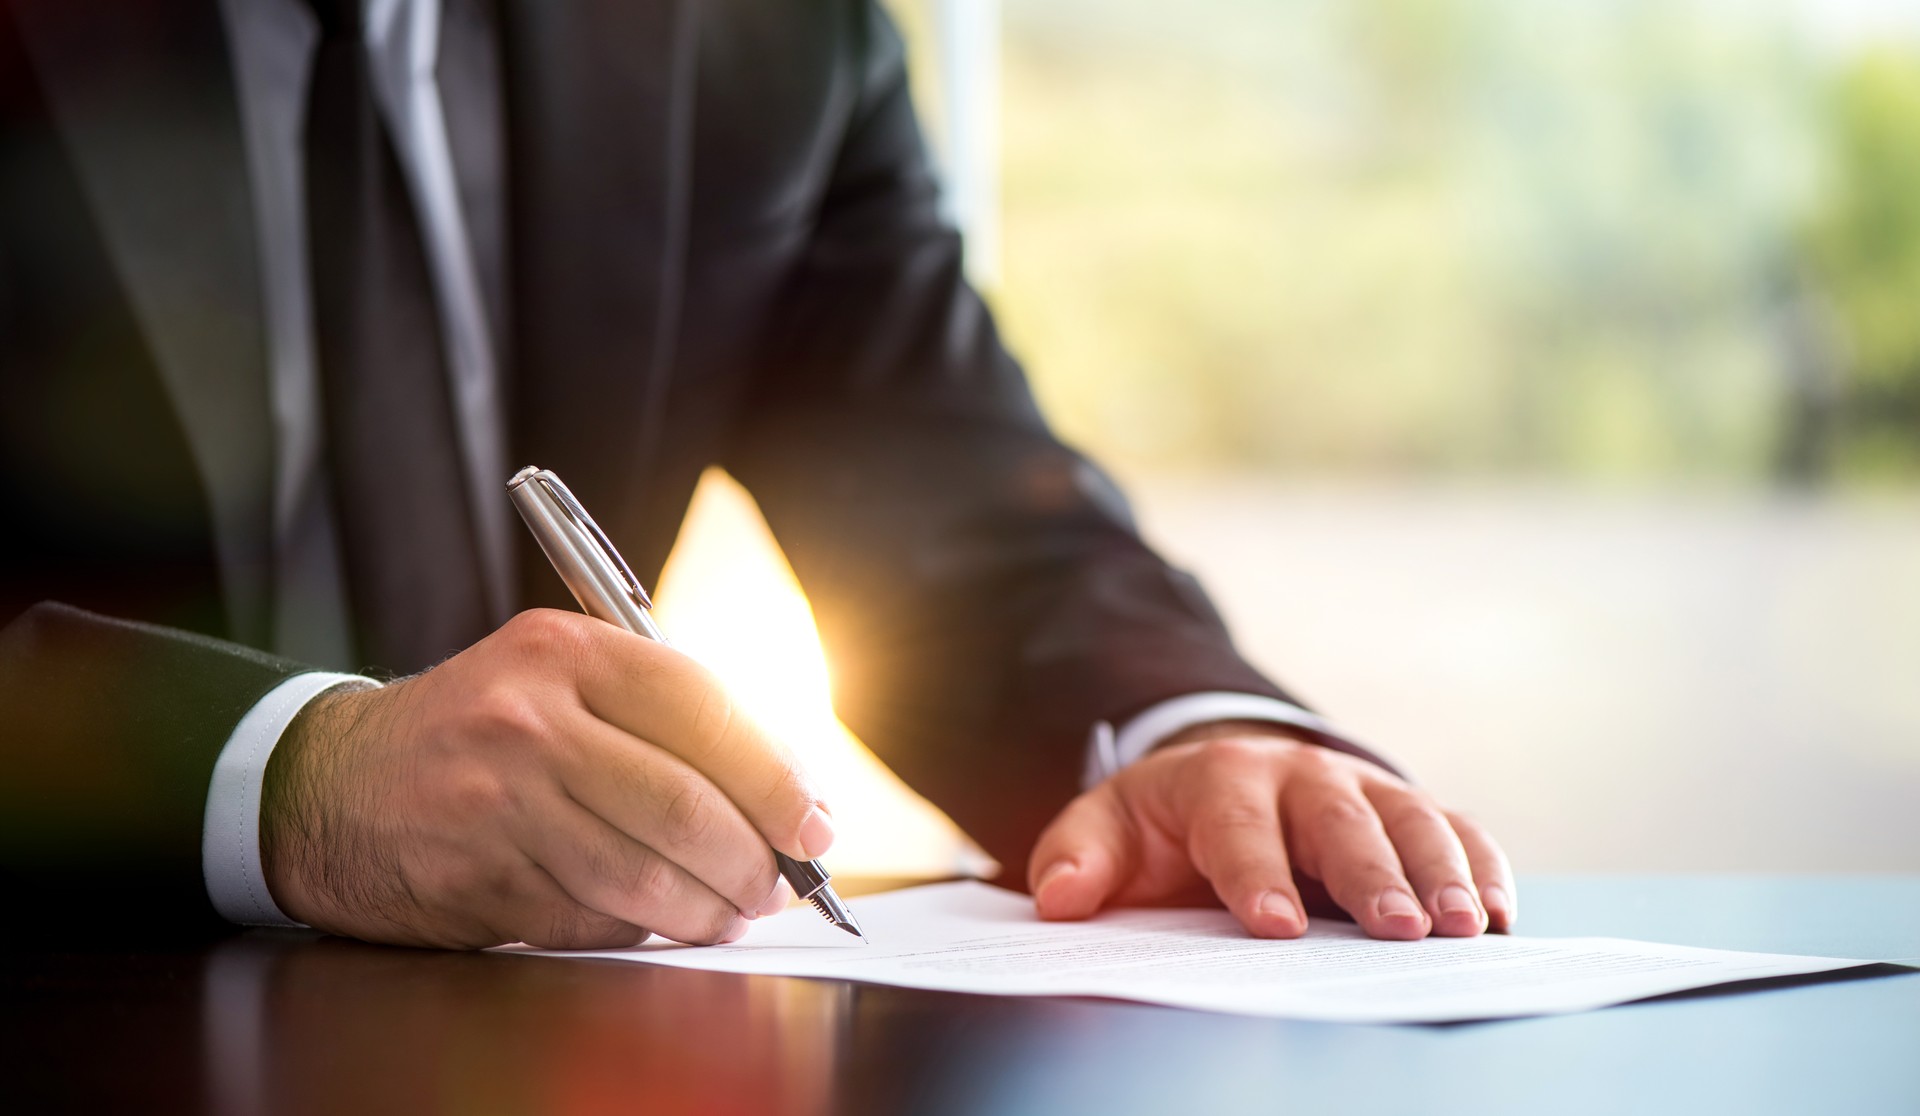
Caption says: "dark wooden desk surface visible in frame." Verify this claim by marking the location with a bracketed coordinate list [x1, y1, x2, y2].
[7, 876, 1918, 1115]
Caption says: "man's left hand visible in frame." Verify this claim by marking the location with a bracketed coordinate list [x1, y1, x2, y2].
[1027, 725, 1515, 939]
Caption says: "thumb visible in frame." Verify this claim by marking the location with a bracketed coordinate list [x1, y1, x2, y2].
[1027, 787, 1136, 921]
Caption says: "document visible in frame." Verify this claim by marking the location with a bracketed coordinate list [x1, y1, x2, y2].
[499, 881, 1877, 1023]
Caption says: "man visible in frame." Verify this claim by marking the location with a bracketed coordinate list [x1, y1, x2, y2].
[0, 0, 1513, 949]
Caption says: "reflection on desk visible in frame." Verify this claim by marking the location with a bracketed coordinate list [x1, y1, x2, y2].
[204, 937, 850, 1116]
[6, 876, 1918, 1116]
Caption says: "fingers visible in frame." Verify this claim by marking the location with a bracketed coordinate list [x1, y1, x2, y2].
[507, 877, 653, 951]
[552, 709, 782, 918]
[572, 626, 828, 863]
[1366, 783, 1485, 937]
[1449, 810, 1518, 930]
[1021, 732, 1513, 948]
[1028, 786, 1137, 921]
[450, 853, 653, 951]
[1180, 746, 1305, 938]
[1291, 780, 1430, 940]
[519, 796, 751, 946]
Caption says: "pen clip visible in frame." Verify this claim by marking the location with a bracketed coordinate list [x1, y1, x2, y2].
[534, 473, 653, 610]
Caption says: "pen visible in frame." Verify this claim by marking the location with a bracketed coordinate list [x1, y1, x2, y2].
[507, 465, 867, 942]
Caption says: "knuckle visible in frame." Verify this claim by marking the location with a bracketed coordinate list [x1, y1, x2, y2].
[626, 849, 679, 904]
[657, 775, 717, 848]
[542, 905, 605, 949]
[507, 608, 592, 659]
[737, 860, 779, 910]
[540, 906, 582, 946]
[1315, 795, 1376, 829]
[509, 612, 610, 691]
[447, 771, 520, 820]
[1403, 853, 1466, 883]
[1190, 844, 1253, 890]
[483, 864, 526, 906]
[1282, 743, 1341, 778]
[1189, 806, 1275, 878]
[1205, 802, 1275, 836]
[576, 837, 627, 895]
[445, 858, 518, 908]
[1195, 736, 1273, 769]
[1381, 801, 1447, 833]
[579, 911, 630, 944]
[753, 755, 812, 819]
[466, 684, 551, 743]
[686, 681, 741, 758]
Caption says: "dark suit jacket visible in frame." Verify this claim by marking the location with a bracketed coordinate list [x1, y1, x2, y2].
[0, 0, 1351, 935]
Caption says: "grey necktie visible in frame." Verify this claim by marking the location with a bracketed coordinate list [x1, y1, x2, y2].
[305, 0, 490, 674]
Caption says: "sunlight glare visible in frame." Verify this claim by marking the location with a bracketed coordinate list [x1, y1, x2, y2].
[651, 469, 995, 880]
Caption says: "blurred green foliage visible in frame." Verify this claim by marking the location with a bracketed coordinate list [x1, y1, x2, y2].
[890, 0, 1920, 485]
[1804, 49, 1920, 479]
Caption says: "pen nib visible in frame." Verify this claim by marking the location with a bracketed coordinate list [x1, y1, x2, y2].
[805, 890, 867, 944]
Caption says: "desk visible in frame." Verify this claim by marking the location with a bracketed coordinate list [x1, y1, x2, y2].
[7, 876, 1917, 1115]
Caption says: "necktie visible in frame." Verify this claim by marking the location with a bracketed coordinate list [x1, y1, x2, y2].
[305, 0, 490, 674]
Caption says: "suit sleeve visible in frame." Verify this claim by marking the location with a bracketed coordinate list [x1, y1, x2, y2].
[722, 0, 1382, 878]
[0, 602, 308, 939]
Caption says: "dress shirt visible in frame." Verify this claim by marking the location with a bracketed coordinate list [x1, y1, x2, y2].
[200, 0, 1365, 928]
[205, 0, 491, 927]
[203, 671, 372, 925]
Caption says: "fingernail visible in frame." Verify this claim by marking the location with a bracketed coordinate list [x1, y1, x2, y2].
[720, 916, 750, 944]
[1377, 889, 1423, 923]
[1438, 884, 1480, 918]
[798, 807, 835, 860]
[1255, 891, 1303, 929]
[1483, 885, 1513, 921]
[1034, 860, 1078, 899]
[755, 880, 793, 919]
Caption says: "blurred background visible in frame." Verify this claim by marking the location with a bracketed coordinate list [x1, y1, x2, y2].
[658, 0, 1920, 881]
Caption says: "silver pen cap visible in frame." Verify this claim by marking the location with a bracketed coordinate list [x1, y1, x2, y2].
[507, 466, 666, 641]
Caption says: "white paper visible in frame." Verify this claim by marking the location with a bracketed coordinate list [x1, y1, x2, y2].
[498, 881, 1874, 1024]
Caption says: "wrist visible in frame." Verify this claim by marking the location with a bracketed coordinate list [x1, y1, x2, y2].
[260, 681, 379, 927]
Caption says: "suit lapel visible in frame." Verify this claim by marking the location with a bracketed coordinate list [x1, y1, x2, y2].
[500, 0, 697, 597]
[16, 0, 275, 646]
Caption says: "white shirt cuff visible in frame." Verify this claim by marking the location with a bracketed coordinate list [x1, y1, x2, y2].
[1083, 692, 1341, 789]
[202, 671, 377, 927]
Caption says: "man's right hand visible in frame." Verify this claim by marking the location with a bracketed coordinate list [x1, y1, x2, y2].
[259, 609, 834, 950]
